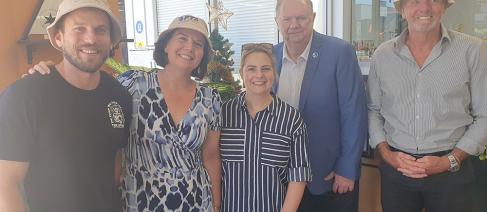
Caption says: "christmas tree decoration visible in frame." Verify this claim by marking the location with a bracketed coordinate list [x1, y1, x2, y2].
[209, 30, 235, 72]
[205, 29, 241, 102]
[206, 0, 233, 31]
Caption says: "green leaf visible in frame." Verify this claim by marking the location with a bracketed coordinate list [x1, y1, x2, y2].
[480, 145, 487, 160]
[105, 57, 153, 75]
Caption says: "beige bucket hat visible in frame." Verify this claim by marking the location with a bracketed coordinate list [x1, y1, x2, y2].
[394, 0, 455, 10]
[157, 15, 212, 49]
[46, 0, 122, 51]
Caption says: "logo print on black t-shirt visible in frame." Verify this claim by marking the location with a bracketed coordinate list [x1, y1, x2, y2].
[107, 101, 125, 128]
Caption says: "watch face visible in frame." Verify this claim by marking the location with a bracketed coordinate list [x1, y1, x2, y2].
[449, 165, 460, 172]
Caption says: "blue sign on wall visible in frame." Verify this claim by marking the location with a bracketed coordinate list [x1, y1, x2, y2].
[136, 21, 144, 34]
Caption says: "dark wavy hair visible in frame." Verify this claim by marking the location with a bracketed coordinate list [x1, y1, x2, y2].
[153, 30, 212, 80]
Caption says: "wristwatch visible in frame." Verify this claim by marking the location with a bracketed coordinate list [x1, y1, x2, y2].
[447, 153, 460, 172]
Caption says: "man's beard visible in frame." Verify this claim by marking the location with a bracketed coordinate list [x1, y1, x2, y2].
[62, 47, 109, 73]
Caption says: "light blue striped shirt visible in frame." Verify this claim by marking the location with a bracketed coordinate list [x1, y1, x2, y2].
[368, 25, 487, 155]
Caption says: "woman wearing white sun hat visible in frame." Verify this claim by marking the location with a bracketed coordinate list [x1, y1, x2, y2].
[117, 15, 222, 212]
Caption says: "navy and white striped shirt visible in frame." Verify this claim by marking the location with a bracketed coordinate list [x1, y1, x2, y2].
[220, 92, 312, 212]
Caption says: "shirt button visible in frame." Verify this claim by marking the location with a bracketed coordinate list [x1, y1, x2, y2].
[416, 115, 420, 119]
[417, 94, 420, 98]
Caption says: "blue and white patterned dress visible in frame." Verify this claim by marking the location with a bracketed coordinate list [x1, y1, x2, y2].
[117, 70, 221, 212]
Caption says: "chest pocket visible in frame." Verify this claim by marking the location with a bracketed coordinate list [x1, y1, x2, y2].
[220, 128, 245, 162]
[260, 131, 291, 168]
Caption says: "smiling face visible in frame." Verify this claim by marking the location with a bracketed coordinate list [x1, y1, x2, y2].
[54, 8, 112, 73]
[164, 28, 205, 73]
[275, 0, 315, 48]
[241, 52, 275, 96]
[401, 0, 446, 34]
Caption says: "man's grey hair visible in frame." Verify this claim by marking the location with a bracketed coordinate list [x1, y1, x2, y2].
[275, 0, 313, 16]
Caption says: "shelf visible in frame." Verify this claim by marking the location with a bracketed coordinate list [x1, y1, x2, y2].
[19, 0, 46, 64]
[18, 38, 50, 64]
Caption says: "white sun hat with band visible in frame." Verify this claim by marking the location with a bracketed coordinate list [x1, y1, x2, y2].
[393, 0, 455, 10]
[156, 15, 213, 49]
[46, 0, 122, 51]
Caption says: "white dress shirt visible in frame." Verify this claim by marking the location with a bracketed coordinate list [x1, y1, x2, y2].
[277, 36, 313, 109]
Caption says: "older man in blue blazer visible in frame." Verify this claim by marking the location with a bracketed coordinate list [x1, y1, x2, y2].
[273, 0, 368, 211]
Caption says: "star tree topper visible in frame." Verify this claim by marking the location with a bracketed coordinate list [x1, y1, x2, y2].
[206, 0, 233, 31]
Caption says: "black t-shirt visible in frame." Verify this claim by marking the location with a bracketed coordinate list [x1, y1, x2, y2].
[0, 68, 132, 212]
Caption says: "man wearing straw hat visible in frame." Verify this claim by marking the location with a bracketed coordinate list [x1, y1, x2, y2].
[0, 0, 131, 211]
[368, 0, 487, 211]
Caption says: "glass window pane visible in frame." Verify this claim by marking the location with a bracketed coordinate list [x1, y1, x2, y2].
[351, 0, 403, 74]
[443, 0, 487, 42]
[219, 0, 278, 72]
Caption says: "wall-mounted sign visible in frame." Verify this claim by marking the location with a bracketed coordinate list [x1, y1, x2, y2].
[136, 21, 144, 34]
[132, 0, 148, 49]
[135, 41, 145, 48]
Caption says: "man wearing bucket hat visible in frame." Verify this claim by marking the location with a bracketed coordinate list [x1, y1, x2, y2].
[368, 0, 487, 211]
[0, 0, 131, 211]
[24, 14, 221, 211]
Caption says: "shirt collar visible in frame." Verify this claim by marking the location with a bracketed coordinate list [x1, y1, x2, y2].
[237, 91, 279, 118]
[394, 23, 451, 50]
[282, 35, 313, 64]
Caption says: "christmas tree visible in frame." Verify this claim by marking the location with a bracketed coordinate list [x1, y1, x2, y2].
[206, 29, 241, 102]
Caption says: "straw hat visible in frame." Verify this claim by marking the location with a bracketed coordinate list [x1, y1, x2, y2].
[156, 15, 212, 49]
[393, 0, 455, 10]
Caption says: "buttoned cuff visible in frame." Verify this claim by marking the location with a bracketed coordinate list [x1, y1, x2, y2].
[456, 137, 487, 156]
[209, 125, 221, 131]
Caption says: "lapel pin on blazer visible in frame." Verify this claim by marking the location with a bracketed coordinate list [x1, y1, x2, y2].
[312, 52, 318, 58]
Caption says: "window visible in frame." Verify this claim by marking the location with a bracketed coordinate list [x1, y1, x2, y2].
[351, 0, 403, 74]
[218, 0, 278, 72]
[443, 0, 487, 41]
[124, 0, 329, 69]
[350, 0, 487, 75]
[155, 0, 208, 34]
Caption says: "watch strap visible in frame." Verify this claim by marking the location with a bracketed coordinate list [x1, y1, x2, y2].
[447, 153, 460, 172]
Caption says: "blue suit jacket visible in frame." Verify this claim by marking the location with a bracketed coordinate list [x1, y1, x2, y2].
[273, 31, 368, 194]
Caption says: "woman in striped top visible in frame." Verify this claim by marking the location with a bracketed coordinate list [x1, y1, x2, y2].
[220, 43, 312, 212]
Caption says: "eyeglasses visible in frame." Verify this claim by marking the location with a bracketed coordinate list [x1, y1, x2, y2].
[241, 43, 273, 55]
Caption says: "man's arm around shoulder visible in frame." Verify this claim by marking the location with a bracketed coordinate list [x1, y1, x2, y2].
[0, 160, 29, 212]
